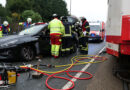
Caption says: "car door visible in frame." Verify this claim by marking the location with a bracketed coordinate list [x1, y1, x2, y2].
[38, 26, 51, 54]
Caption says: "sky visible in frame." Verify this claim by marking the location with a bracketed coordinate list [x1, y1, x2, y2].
[0, 0, 108, 21]
[0, 0, 6, 7]
[65, 0, 108, 22]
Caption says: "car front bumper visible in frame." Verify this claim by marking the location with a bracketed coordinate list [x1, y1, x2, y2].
[0, 46, 20, 60]
[89, 36, 101, 41]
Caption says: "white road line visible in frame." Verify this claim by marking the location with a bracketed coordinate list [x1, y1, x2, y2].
[62, 46, 106, 89]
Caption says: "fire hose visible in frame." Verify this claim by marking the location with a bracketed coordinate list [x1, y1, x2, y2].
[20, 55, 107, 90]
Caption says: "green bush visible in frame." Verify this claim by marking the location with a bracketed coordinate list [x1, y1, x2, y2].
[21, 10, 42, 23]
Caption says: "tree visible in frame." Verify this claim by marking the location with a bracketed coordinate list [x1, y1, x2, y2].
[21, 10, 42, 22]
[32, 0, 68, 21]
[0, 4, 7, 17]
[12, 12, 20, 21]
[6, 0, 69, 21]
[6, 0, 31, 13]
[32, 12, 43, 22]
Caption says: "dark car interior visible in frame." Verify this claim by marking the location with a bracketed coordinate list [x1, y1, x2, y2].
[37, 25, 51, 55]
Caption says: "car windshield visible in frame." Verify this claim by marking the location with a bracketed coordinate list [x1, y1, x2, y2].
[90, 25, 100, 31]
[18, 25, 45, 35]
[68, 17, 74, 23]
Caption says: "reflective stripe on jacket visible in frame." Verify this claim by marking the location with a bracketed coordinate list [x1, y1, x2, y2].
[1, 24, 10, 34]
[0, 26, 3, 37]
[82, 20, 90, 32]
[62, 22, 72, 37]
[48, 18, 65, 35]
[19, 22, 31, 29]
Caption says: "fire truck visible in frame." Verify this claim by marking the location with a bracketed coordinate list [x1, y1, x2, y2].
[106, 0, 130, 57]
[106, 0, 130, 83]
[89, 21, 105, 42]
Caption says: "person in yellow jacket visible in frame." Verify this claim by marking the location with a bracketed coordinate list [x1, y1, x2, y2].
[0, 26, 2, 37]
[0, 21, 10, 37]
[48, 14, 65, 58]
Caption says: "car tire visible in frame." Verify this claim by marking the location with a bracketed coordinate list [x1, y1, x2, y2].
[20, 46, 35, 61]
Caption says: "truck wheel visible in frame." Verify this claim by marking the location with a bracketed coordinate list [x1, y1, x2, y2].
[20, 46, 35, 61]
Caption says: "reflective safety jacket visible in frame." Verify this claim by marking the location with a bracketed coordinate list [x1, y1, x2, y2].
[0, 24, 10, 36]
[62, 22, 72, 37]
[19, 22, 31, 29]
[48, 18, 65, 35]
[2, 24, 10, 34]
[0, 26, 2, 37]
[82, 20, 90, 33]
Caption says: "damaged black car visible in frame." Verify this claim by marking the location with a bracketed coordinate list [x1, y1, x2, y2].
[0, 23, 78, 61]
[0, 23, 50, 61]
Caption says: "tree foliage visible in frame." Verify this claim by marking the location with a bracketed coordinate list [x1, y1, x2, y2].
[31, 0, 68, 21]
[21, 10, 42, 22]
[0, 4, 7, 17]
[6, 0, 68, 21]
[12, 12, 20, 21]
[6, 0, 31, 13]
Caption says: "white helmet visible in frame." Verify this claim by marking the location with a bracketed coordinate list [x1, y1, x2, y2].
[3, 21, 9, 26]
[27, 18, 32, 23]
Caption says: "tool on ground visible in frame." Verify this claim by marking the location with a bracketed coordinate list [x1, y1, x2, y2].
[20, 55, 107, 90]
[32, 59, 43, 79]
[0, 63, 20, 87]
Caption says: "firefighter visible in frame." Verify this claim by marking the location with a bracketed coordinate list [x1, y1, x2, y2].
[19, 18, 32, 29]
[48, 14, 65, 58]
[79, 17, 90, 54]
[75, 22, 82, 38]
[0, 21, 10, 37]
[61, 16, 73, 55]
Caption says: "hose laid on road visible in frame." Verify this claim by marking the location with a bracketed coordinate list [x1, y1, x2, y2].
[20, 55, 107, 90]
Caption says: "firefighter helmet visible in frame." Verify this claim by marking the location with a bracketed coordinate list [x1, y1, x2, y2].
[61, 16, 68, 21]
[81, 17, 86, 21]
[52, 13, 58, 18]
[3, 21, 9, 27]
[27, 18, 32, 23]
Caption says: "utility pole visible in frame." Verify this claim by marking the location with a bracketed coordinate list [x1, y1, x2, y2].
[70, 0, 72, 15]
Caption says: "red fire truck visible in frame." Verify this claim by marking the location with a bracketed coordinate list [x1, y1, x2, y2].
[89, 21, 105, 42]
[106, 0, 130, 83]
[106, 0, 130, 57]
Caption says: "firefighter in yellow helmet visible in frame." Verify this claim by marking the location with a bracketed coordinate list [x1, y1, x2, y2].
[0, 21, 10, 37]
[48, 14, 65, 58]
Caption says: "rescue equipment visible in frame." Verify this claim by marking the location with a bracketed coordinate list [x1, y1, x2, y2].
[0, 63, 19, 87]
[32, 59, 43, 79]
[20, 55, 107, 90]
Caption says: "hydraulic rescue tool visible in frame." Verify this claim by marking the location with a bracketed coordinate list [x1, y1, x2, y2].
[0, 63, 20, 87]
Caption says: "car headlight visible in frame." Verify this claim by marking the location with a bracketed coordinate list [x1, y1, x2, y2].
[96, 32, 100, 35]
[0, 40, 18, 47]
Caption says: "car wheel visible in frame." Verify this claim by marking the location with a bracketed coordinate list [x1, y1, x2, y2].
[21, 46, 35, 61]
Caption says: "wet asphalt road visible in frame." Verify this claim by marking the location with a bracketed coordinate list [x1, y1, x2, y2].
[1, 41, 105, 90]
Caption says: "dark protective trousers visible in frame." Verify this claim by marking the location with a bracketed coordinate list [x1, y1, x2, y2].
[61, 37, 73, 55]
[79, 36, 88, 54]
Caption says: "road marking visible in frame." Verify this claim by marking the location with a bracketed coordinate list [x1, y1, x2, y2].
[62, 46, 106, 89]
